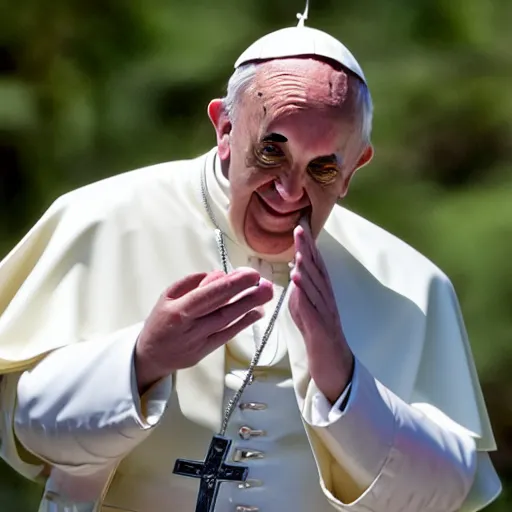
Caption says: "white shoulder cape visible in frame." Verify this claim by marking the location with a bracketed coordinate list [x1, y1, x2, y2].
[0, 149, 496, 481]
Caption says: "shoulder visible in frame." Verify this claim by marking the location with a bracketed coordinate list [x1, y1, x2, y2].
[57, 153, 206, 218]
[325, 205, 454, 307]
[43, 152, 210, 238]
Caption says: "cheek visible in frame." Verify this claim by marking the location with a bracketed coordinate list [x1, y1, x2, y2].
[307, 178, 341, 204]
[231, 165, 273, 198]
[228, 167, 271, 229]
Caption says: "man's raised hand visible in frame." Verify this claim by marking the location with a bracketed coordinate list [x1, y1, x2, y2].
[135, 268, 273, 393]
[289, 218, 354, 403]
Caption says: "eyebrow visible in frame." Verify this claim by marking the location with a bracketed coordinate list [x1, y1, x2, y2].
[261, 132, 288, 143]
[310, 154, 340, 165]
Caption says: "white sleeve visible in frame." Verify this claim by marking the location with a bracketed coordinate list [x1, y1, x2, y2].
[459, 452, 502, 512]
[14, 323, 172, 476]
[304, 358, 501, 512]
[332, 381, 352, 411]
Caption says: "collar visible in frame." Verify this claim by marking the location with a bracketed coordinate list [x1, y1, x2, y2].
[203, 149, 238, 244]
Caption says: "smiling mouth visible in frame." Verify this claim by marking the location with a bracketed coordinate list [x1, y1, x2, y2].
[255, 193, 304, 218]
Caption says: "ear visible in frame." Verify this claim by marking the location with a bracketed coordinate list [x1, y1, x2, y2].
[355, 144, 374, 170]
[208, 99, 231, 161]
[339, 144, 374, 198]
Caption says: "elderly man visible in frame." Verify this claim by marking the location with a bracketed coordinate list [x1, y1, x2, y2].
[0, 13, 502, 512]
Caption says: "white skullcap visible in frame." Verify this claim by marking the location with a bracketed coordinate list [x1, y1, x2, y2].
[234, 1, 366, 84]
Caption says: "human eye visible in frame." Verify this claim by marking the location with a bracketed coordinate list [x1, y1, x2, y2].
[307, 161, 340, 185]
[254, 143, 285, 167]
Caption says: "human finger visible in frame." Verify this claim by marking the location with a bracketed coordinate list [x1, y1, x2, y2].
[298, 217, 323, 268]
[293, 280, 322, 337]
[200, 267, 254, 288]
[295, 222, 333, 294]
[165, 273, 208, 300]
[294, 223, 317, 269]
[194, 279, 273, 336]
[205, 309, 264, 353]
[298, 217, 332, 281]
[199, 270, 227, 287]
[288, 288, 304, 331]
[291, 252, 329, 319]
[294, 226, 325, 290]
[296, 222, 314, 262]
[180, 268, 261, 318]
[305, 224, 331, 281]
[297, 229, 337, 305]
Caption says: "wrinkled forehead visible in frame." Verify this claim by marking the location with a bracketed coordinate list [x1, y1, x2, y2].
[240, 58, 358, 136]
[253, 59, 347, 114]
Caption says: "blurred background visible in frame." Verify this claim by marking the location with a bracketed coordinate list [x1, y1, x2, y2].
[0, 0, 511, 509]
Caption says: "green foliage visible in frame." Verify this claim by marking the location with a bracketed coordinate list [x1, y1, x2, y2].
[0, 0, 511, 509]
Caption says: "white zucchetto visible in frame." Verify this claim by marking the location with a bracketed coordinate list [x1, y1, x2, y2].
[234, 0, 366, 84]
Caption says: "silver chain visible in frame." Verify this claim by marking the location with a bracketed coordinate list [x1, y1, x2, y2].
[200, 163, 289, 436]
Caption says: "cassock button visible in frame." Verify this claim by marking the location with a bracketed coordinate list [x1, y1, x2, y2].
[238, 479, 263, 489]
[238, 426, 266, 440]
[239, 402, 267, 411]
[235, 506, 259, 512]
[233, 449, 265, 462]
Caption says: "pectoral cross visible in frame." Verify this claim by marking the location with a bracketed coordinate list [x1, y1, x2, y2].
[173, 435, 249, 512]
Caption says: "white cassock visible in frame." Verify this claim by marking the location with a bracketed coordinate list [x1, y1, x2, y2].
[0, 148, 502, 512]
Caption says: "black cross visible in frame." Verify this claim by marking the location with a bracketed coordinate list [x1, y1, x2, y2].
[173, 435, 249, 512]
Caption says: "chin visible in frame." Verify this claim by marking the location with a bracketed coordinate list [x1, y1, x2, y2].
[245, 234, 295, 262]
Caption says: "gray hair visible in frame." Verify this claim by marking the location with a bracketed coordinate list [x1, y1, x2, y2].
[222, 62, 373, 144]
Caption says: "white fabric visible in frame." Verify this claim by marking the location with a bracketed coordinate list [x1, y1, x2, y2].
[234, 26, 366, 84]
[15, 323, 171, 469]
[0, 148, 501, 511]
[310, 360, 393, 489]
[308, 359, 477, 510]
[11, 342, 500, 512]
[330, 382, 352, 412]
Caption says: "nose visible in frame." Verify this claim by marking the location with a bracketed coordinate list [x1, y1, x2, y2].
[274, 173, 305, 203]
